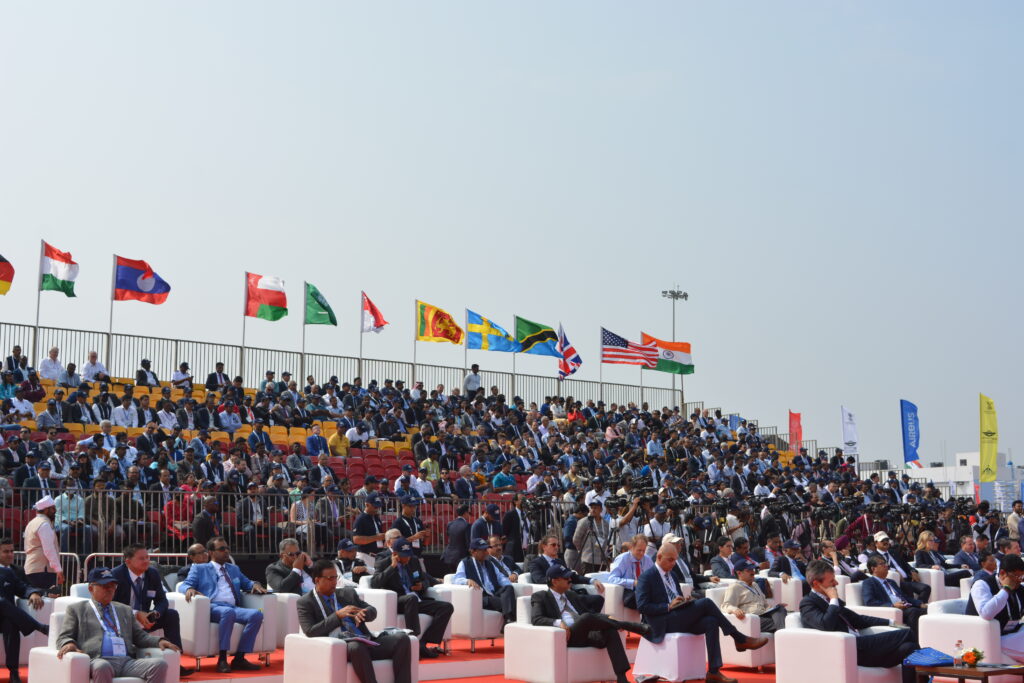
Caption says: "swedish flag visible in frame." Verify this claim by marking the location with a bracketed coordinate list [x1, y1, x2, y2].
[466, 310, 522, 352]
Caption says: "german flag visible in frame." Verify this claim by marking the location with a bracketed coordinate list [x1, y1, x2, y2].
[0, 254, 12, 295]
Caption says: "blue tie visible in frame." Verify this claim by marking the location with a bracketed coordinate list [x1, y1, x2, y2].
[326, 594, 360, 634]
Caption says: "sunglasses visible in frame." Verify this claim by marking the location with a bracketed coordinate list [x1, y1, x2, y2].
[285, 551, 301, 557]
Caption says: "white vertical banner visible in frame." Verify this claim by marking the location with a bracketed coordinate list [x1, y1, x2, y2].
[841, 405, 859, 455]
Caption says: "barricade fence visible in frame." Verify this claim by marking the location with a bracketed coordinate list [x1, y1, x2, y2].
[11, 550, 81, 595]
[3, 321, 696, 412]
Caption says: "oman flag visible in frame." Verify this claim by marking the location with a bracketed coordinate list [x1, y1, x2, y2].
[40, 241, 79, 297]
[245, 272, 288, 321]
[640, 332, 694, 374]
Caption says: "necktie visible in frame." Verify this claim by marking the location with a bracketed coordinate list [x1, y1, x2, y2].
[220, 564, 242, 604]
[326, 594, 361, 634]
[663, 573, 678, 599]
[882, 579, 904, 604]
[791, 559, 805, 582]
[399, 565, 411, 593]
[134, 577, 145, 610]
[634, 560, 642, 581]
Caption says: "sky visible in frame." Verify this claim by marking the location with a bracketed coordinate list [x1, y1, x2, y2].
[0, 2, 1020, 467]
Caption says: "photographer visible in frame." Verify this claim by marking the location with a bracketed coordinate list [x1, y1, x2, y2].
[609, 496, 643, 550]
[640, 504, 673, 558]
[573, 500, 612, 573]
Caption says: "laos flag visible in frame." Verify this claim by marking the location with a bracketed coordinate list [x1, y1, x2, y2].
[113, 256, 171, 304]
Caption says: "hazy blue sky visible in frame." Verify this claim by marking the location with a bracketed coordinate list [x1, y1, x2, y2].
[1, 2, 1020, 466]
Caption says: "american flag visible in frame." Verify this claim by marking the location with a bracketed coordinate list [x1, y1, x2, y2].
[556, 323, 582, 380]
[601, 327, 658, 368]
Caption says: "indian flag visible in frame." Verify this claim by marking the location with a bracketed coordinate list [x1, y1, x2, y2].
[40, 241, 79, 297]
[245, 272, 288, 321]
[640, 332, 694, 374]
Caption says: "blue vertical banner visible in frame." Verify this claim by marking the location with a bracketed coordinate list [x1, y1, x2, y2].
[900, 399, 922, 468]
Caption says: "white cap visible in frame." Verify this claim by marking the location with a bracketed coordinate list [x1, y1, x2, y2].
[873, 531, 891, 543]
[34, 495, 56, 511]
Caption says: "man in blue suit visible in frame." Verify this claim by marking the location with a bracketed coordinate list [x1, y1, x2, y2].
[1, 538, 49, 683]
[179, 536, 268, 673]
[861, 555, 926, 634]
[112, 544, 194, 678]
[636, 544, 767, 683]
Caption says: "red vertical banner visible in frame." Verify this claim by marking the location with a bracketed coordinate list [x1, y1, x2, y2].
[789, 410, 803, 454]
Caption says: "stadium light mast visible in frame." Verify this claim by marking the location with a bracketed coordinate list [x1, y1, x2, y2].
[661, 287, 688, 409]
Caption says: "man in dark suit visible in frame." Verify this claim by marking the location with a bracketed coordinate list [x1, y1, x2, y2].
[298, 559, 413, 683]
[800, 559, 918, 683]
[531, 564, 648, 683]
[872, 532, 930, 603]
[204, 363, 230, 393]
[191, 497, 224, 548]
[769, 539, 811, 596]
[486, 534, 521, 580]
[501, 493, 532, 562]
[370, 539, 453, 660]
[265, 538, 314, 595]
[470, 504, 503, 543]
[636, 544, 767, 683]
[0, 538, 49, 683]
[861, 555, 926, 634]
[529, 534, 605, 613]
[111, 544, 193, 677]
[56, 567, 178, 683]
[440, 505, 472, 572]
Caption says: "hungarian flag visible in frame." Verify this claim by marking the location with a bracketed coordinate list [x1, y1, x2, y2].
[114, 256, 171, 304]
[415, 300, 464, 344]
[640, 332, 694, 375]
[304, 282, 337, 326]
[40, 241, 79, 297]
[0, 254, 13, 295]
[245, 272, 288, 321]
[361, 291, 388, 333]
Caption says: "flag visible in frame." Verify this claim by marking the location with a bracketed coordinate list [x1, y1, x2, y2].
[600, 328, 658, 367]
[40, 241, 79, 297]
[789, 410, 802, 455]
[304, 282, 337, 326]
[840, 405, 859, 456]
[466, 310, 521, 352]
[980, 393, 998, 483]
[899, 399, 922, 468]
[113, 256, 171, 304]
[361, 291, 388, 333]
[245, 272, 288, 321]
[415, 300, 464, 344]
[514, 316, 560, 357]
[640, 332, 694, 374]
[556, 323, 582, 379]
[0, 254, 12, 295]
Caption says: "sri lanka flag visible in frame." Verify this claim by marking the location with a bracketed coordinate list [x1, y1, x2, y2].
[114, 256, 171, 304]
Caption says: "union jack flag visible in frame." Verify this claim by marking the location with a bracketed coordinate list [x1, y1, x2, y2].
[556, 323, 582, 380]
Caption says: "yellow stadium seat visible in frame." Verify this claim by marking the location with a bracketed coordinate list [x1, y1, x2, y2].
[84, 424, 102, 435]
[19, 419, 37, 430]
[39, 378, 56, 387]
[208, 431, 229, 442]
[33, 402, 47, 415]
[126, 427, 146, 437]
[292, 428, 309, 441]
[63, 423, 84, 434]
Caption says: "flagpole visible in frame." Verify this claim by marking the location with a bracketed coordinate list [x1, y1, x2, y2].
[639, 365, 644, 408]
[32, 239, 43, 364]
[463, 308, 468, 373]
[240, 273, 248, 384]
[358, 293, 364, 380]
[598, 328, 604, 404]
[511, 312, 517, 401]
[300, 281, 307, 383]
[411, 299, 417, 386]
[107, 254, 117, 367]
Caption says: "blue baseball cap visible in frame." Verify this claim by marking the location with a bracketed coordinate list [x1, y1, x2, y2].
[470, 538, 489, 551]
[87, 567, 118, 585]
[337, 538, 356, 551]
[365, 494, 383, 508]
[392, 539, 414, 557]
[545, 563, 574, 580]
[485, 504, 500, 516]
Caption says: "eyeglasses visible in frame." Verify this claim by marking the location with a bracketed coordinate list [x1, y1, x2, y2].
[212, 546, 229, 552]
[489, 545, 502, 549]
[285, 551, 301, 557]
[319, 574, 339, 581]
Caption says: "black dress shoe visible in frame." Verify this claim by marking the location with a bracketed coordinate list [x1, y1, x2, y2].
[38, 623, 50, 637]
[419, 646, 440, 659]
[231, 656, 261, 671]
[216, 659, 232, 673]
[179, 665, 195, 677]
[621, 621, 651, 637]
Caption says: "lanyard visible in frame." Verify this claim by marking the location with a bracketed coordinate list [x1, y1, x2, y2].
[90, 601, 121, 637]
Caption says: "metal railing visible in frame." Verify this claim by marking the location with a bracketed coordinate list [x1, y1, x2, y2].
[12, 550, 82, 594]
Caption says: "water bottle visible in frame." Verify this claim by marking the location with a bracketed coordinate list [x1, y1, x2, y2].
[954, 639, 963, 666]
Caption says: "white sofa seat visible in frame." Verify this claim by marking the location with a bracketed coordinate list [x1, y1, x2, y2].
[705, 584, 775, 669]
[357, 576, 451, 646]
[282, 631, 419, 683]
[632, 632, 708, 682]
[915, 567, 959, 602]
[843, 581, 903, 624]
[29, 610, 181, 683]
[504, 595, 627, 683]
[165, 590, 278, 668]
[918, 598, 1023, 682]
[775, 612, 902, 683]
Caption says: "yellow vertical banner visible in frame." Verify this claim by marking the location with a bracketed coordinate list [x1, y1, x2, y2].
[979, 393, 998, 483]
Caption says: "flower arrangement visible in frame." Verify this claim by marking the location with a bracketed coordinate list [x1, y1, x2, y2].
[961, 648, 985, 667]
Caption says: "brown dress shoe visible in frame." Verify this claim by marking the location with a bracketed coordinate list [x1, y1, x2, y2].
[735, 635, 769, 651]
[705, 672, 738, 683]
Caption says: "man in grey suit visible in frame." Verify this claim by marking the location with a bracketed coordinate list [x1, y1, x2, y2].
[297, 559, 413, 683]
[56, 567, 179, 683]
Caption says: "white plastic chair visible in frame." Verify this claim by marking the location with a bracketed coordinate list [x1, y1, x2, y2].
[504, 595, 627, 683]
[775, 611, 902, 683]
[282, 631, 419, 683]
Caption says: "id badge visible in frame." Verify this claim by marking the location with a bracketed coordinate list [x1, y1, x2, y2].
[110, 636, 127, 657]
[1006, 620, 1020, 632]
[412, 539, 421, 549]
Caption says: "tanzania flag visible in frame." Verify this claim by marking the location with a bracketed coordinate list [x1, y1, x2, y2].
[640, 332, 694, 374]
[40, 241, 79, 297]
[0, 255, 12, 295]
[245, 272, 288, 321]
[514, 316, 559, 357]
[304, 282, 337, 326]
[416, 300, 464, 344]
[466, 310, 521, 352]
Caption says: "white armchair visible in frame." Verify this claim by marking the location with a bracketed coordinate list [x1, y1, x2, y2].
[915, 567, 959, 602]
[918, 598, 1020, 681]
[705, 584, 776, 669]
[0, 596, 53, 667]
[775, 612, 902, 683]
[843, 582, 903, 624]
[165, 590, 278, 669]
[758, 570, 802, 611]
[357, 576, 451, 647]
[585, 572, 641, 623]
[272, 592, 300, 648]
[282, 631, 419, 683]
[434, 582, 504, 652]
[504, 595, 627, 683]
[28, 610, 181, 683]
[961, 575, 974, 599]
[68, 583, 171, 640]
